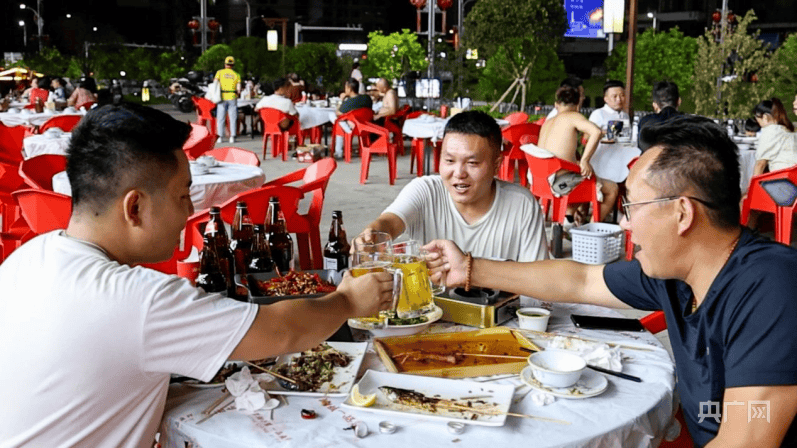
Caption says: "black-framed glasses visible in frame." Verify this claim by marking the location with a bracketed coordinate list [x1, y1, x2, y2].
[621, 196, 718, 221]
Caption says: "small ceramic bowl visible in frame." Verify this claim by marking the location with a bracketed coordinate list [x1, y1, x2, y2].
[527, 349, 586, 388]
[516, 307, 550, 332]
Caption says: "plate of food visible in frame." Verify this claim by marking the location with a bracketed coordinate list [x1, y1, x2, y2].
[245, 270, 337, 304]
[520, 365, 608, 399]
[348, 305, 443, 337]
[182, 357, 276, 388]
[265, 341, 367, 396]
[342, 370, 515, 426]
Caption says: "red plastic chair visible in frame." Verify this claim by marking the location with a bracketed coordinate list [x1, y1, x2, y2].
[191, 96, 218, 137]
[0, 123, 29, 165]
[504, 111, 529, 126]
[12, 189, 72, 236]
[500, 122, 541, 187]
[264, 158, 338, 270]
[384, 105, 411, 156]
[18, 154, 68, 190]
[524, 150, 600, 257]
[0, 162, 30, 261]
[202, 147, 260, 167]
[352, 118, 398, 186]
[139, 209, 209, 275]
[259, 108, 302, 161]
[331, 108, 374, 163]
[24, 88, 50, 110]
[182, 123, 216, 160]
[37, 115, 83, 134]
[741, 165, 797, 245]
[76, 100, 95, 111]
[532, 117, 546, 126]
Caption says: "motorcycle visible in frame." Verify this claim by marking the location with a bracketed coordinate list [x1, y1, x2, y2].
[168, 71, 206, 113]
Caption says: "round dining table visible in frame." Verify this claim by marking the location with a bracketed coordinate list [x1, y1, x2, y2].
[23, 132, 72, 159]
[159, 301, 676, 448]
[0, 108, 85, 128]
[51, 161, 265, 211]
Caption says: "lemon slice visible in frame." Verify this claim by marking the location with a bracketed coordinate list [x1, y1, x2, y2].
[350, 384, 376, 407]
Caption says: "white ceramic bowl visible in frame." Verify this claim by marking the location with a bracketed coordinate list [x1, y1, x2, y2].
[516, 307, 550, 331]
[527, 349, 586, 388]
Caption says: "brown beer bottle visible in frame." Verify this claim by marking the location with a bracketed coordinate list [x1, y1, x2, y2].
[323, 211, 350, 279]
[230, 201, 254, 281]
[248, 224, 274, 273]
[204, 206, 235, 296]
[265, 196, 294, 273]
[196, 235, 227, 294]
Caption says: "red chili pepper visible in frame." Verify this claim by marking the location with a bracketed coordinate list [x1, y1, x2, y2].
[301, 409, 317, 419]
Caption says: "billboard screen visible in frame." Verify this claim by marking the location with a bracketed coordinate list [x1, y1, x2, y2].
[564, 0, 606, 39]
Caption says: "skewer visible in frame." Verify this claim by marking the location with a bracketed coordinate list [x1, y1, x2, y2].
[197, 395, 235, 424]
[514, 329, 654, 352]
[242, 361, 298, 384]
[443, 403, 570, 425]
[202, 390, 231, 415]
[457, 353, 528, 360]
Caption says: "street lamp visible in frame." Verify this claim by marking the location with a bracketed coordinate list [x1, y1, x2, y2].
[647, 12, 657, 32]
[19, 2, 43, 52]
[243, 0, 251, 37]
[19, 20, 27, 49]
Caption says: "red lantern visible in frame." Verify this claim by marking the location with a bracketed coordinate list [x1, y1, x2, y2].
[409, 0, 426, 8]
[727, 12, 735, 23]
[207, 19, 220, 31]
[410, 0, 426, 33]
[188, 19, 200, 30]
[437, 0, 453, 10]
[712, 10, 721, 23]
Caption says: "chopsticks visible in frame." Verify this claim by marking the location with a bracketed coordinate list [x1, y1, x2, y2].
[197, 391, 235, 425]
[443, 403, 570, 425]
[515, 329, 654, 352]
[457, 353, 528, 360]
[586, 365, 642, 383]
[242, 360, 298, 384]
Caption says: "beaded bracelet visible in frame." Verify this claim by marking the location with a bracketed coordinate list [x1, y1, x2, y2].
[464, 252, 473, 292]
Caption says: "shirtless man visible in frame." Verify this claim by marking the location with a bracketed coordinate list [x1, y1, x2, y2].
[536, 84, 618, 223]
[373, 78, 398, 123]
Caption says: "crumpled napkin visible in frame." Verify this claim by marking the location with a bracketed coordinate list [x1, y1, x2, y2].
[224, 367, 272, 413]
[548, 336, 623, 371]
[530, 391, 556, 406]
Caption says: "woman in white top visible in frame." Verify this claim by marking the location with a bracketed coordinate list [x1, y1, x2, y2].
[753, 97, 797, 175]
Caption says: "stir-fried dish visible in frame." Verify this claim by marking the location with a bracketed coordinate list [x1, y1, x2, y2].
[274, 344, 351, 391]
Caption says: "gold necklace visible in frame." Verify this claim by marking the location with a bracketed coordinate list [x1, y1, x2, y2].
[692, 232, 741, 314]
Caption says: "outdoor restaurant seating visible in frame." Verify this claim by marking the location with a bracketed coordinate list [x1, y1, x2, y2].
[18, 154, 68, 190]
[740, 165, 797, 245]
[191, 96, 218, 137]
[331, 108, 374, 163]
[202, 146, 260, 166]
[0, 123, 29, 165]
[264, 158, 337, 270]
[37, 115, 83, 134]
[384, 104, 411, 155]
[500, 122, 541, 187]
[504, 111, 530, 126]
[259, 107, 303, 161]
[182, 123, 216, 160]
[11, 189, 71, 238]
[140, 210, 209, 275]
[353, 118, 399, 186]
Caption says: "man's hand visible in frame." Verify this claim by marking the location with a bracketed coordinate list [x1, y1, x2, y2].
[579, 160, 594, 179]
[335, 270, 394, 318]
[422, 239, 468, 287]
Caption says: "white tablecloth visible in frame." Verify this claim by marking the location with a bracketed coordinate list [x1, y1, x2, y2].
[0, 108, 85, 128]
[739, 149, 757, 194]
[402, 116, 450, 143]
[23, 132, 72, 159]
[159, 302, 676, 448]
[590, 142, 642, 183]
[52, 162, 265, 211]
[296, 105, 336, 130]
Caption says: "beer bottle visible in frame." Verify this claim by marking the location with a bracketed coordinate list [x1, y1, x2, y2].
[248, 224, 274, 273]
[196, 235, 227, 294]
[265, 196, 294, 273]
[323, 211, 350, 278]
[204, 206, 236, 296]
[230, 201, 254, 280]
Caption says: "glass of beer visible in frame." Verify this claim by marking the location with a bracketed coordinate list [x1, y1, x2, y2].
[391, 240, 436, 318]
[349, 232, 402, 328]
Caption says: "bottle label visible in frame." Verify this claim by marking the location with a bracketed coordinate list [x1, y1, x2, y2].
[323, 257, 338, 270]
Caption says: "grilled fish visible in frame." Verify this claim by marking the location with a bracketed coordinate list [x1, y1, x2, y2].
[379, 386, 443, 412]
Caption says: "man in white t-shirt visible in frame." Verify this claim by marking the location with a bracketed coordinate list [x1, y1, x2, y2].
[546, 77, 584, 121]
[254, 78, 298, 130]
[350, 61, 365, 94]
[0, 103, 393, 447]
[588, 79, 629, 131]
[358, 111, 549, 262]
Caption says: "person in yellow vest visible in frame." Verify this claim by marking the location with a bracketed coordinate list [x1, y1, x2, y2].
[214, 56, 242, 144]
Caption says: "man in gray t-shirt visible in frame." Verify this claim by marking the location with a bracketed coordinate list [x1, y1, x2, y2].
[358, 111, 549, 262]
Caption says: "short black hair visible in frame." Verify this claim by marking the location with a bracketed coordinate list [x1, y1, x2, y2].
[603, 79, 625, 95]
[66, 103, 191, 215]
[272, 77, 290, 91]
[443, 111, 502, 159]
[651, 81, 679, 108]
[346, 77, 360, 93]
[640, 115, 741, 229]
[560, 77, 583, 89]
[555, 85, 580, 106]
[744, 118, 761, 133]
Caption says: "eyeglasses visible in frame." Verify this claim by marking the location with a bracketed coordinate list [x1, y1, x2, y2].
[621, 195, 717, 221]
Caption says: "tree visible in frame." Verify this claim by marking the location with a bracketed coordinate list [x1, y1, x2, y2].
[763, 33, 797, 118]
[692, 10, 774, 119]
[605, 28, 698, 111]
[362, 29, 427, 82]
[230, 37, 282, 80]
[193, 44, 234, 73]
[476, 36, 565, 111]
[285, 43, 344, 92]
[464, 0, 566, 60]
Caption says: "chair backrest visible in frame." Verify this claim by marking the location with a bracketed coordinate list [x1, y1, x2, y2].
[338, 107, 374, 125]
[218, 184, 303, 225]
[0, 123, 28, 165]
[406, 111, 426, 120]
[12, 189, 72, 235]
[182, 123, 215, 160]
[504, 112, 530, 126]
[38, 115, 83, 134]
[192, 96, 216, 122]
[77, 101, 96, 111]
[300, 158, 337, 225]
[0, 160, 26, 194]
[502, 122, 542, 157]
[351, 118, 389, 148]
[28, 88, 49, 108]
[203, 147, 260, 166]
[746, 165, 797, 214]
[19, 154, 68, 190]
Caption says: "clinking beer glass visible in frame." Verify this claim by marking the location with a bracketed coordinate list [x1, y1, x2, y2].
[350, 231, 402, 328]
[391, 240, 436, 318]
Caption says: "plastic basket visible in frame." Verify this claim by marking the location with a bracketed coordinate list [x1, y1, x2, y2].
[569, 223, 624, 265]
